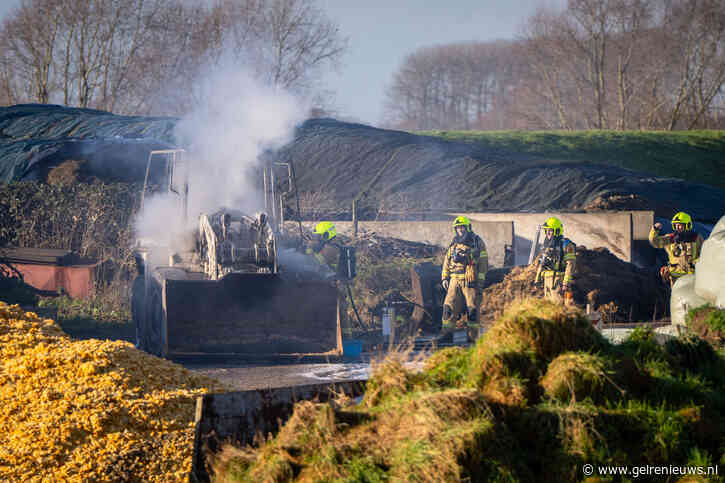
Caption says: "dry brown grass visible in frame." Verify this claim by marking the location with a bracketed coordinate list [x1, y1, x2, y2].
[557, 407, 605, 459]
[361, 347, 429, 408]
[541, 353, 622, 404]
[46, 160, 86, 185]
[468, 298, 609, 403]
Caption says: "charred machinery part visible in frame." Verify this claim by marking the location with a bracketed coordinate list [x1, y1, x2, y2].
[199, 209, 277, 280]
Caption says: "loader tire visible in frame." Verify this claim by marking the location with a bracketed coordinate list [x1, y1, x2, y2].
[145, 282, 165, 357]
[131, 276, 146, 350]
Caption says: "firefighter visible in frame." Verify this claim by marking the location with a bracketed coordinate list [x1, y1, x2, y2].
[306, 221, 359, 338]
[534, 217, 576, 305]
[441, 216, 488, 335]
[306, 221, 340, 275]
[649, 212, 704, 286]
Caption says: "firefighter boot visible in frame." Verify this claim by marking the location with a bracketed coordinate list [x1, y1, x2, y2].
[441, 304, 456, 333]
[466, 306, 480, 342]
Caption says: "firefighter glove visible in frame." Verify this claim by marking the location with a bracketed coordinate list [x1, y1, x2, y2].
[442, 278, 450, 291]
[659, 265, 671, 283]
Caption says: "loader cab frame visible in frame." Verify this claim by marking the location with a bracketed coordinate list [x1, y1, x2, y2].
[140, 149, 189, 228]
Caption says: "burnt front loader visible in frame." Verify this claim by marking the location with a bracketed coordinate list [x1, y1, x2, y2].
[132, 149, 341, 359]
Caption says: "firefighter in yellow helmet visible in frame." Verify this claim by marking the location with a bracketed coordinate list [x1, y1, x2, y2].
[534, 217, 577, 305]
[649, 212, 704, 286]
[306, 221, 359, 339]
[441, 216, 488, 334]
[305, 221, 340, 275]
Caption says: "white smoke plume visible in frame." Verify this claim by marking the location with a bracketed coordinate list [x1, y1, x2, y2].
[134, 60, 308, 252]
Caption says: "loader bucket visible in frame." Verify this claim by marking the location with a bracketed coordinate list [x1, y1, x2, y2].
[161, 273, 341, 357]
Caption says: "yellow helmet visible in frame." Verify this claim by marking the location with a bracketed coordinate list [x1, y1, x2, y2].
[313, 221, 336, 241]
[542, 217, 563, 236]
[671, 212, 692, 231]
[452, 215, 472, 232]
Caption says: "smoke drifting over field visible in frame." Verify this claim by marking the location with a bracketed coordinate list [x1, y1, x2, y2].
[134, 60, 307, 249]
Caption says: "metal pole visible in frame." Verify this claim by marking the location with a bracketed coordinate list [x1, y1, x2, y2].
[270, 168, 276, 231]
[352, 199, 358, 238]
[279, 194, 284, 227]
[263, 167, 268, 213]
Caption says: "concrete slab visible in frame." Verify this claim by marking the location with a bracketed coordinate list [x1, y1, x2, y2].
[598, 324, 679, 344]
[629, 211, 655, 241]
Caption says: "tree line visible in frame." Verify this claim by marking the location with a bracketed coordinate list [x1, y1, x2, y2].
[0, 0, 346, 116]
[383, 0, 725, 131]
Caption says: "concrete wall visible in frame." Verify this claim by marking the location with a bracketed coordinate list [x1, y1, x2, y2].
[287, 220, 514, 268]
[451, 212, 636, 264]
[628, 211, 656, 267]
[287, 211, 652, 268]
[629, 211, 655, 241]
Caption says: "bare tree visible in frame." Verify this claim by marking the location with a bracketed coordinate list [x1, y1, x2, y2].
[517, 7, 576, 129]
[383, 41, 521, 130]
[0, 0, 64, 104]
[663, 0, 725, 129]
[513, 0, 725, 130]
[0, 0, 347, 116]
[261, 0, 347, 93]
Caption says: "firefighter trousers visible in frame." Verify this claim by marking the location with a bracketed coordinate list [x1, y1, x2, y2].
[542, 272, 573, 306]
[442, 277, 480, 329]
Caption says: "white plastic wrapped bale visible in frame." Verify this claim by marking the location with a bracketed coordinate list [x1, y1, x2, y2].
[694, 214, 725, 308]
[713, 214, 725, 234]
[671, 274, 709, 326]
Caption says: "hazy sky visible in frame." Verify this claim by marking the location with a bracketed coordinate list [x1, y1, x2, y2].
[0, 0, 565, 126]
[319, 0, 565, 125]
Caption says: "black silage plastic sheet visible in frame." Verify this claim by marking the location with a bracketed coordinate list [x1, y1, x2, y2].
[1, 105, 724, 223]
[277, 118, 725, 223]
[0, 104, 177, 182]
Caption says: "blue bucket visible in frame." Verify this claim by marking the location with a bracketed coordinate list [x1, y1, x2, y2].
[342, 339, 363, 360]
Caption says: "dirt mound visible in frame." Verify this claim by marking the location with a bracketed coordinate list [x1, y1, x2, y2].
[582, 193, 652, 211]
[479, 247, 668, 325]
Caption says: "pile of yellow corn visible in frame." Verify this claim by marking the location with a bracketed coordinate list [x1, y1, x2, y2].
[0, 301, 229, 481]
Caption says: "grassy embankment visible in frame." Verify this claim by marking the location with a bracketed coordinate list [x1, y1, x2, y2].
[421, 130, 725, 190]
[213, 298, 725, 482]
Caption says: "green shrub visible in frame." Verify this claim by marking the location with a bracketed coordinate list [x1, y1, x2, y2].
[0, 181, 139, 318]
